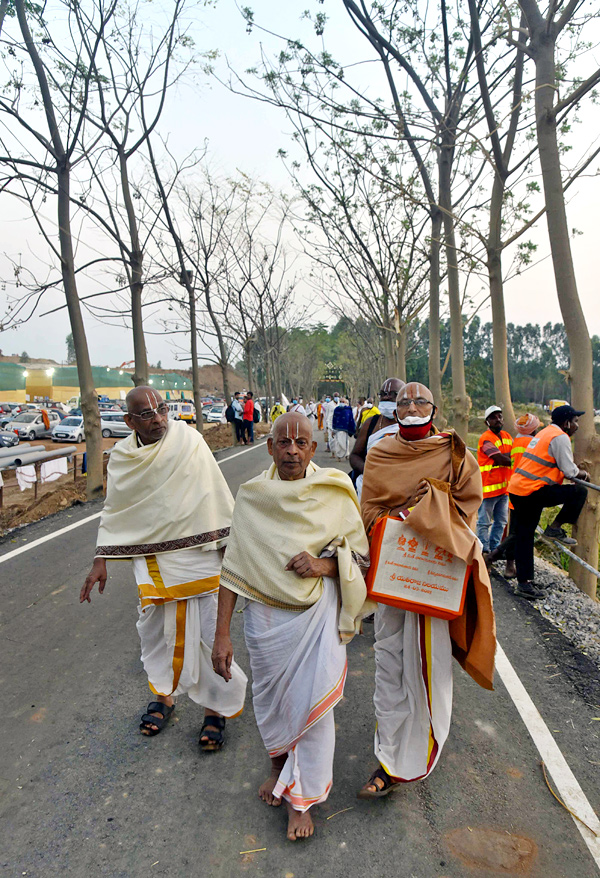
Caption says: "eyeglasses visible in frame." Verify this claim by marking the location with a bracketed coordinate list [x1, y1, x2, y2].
[128, 403, 169, 420]
[397, 398, 434, 411]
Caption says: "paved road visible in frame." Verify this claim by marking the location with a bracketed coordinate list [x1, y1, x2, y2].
[1, 435, 599, 877]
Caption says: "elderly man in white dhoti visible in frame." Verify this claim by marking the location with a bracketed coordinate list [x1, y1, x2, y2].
[81, 387, 247, 749]
[212, 412, 370, 841]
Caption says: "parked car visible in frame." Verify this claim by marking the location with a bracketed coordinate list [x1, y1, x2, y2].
[206, 404, 225, 424]
[49, 407, 67, 420]
[0, 430, 19, 448]
[100, 412, 132, 438]
[51, 415, 85, 444]
[7, 410, 61, 440]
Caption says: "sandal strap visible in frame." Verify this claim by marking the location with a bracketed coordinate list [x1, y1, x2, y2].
[141, 713, 167, 729]
[368, 767, 393, 791]
[146, 701, 173, 717]
[201, 715, 226, 730]
[199, 728, 223, 742]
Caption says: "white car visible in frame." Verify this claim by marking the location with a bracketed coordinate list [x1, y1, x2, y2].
[206, 404, 225, 423]
[52, 415, 85, 444]
[8, 410, 61, 440]
[100, 412, 132, 438]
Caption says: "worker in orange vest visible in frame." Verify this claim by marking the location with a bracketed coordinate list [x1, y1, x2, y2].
[486, 412, 541, 577]
[476, 405, 513, 558]
[508, 405, 590, 600]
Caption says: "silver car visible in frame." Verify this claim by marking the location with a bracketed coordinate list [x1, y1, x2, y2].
[7, 410, 61, 440]
[51, 415, 85, 444]
[101, 412, 132, 438]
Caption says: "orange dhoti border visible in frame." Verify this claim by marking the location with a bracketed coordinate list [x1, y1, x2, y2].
[243, 577, 346, 813]
[133, 547, 247, 714]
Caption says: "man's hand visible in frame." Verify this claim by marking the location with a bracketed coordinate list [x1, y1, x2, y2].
[80, 557, 108, 604]
[285, 552, 338, 579]
[577, 468, 591, 482]
[212, 633, 233, 682]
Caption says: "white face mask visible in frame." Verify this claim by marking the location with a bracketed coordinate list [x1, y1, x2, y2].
[378, 400, 397, 418]
[398, 413, 432, 426]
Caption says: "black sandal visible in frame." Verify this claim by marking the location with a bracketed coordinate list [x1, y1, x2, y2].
[140, 701, 175, 737]
[357, 766, 399, 799]
[199, 715, 226, 751]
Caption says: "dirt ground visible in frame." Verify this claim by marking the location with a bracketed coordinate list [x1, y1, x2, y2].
[0, 421, 270, 536]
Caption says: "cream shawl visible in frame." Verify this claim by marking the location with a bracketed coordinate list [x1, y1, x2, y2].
[221, 462, 370, 643]
[96, 420, 234, 558]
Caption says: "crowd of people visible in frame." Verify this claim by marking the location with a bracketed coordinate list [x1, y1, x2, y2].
[80, 380, 589, 842]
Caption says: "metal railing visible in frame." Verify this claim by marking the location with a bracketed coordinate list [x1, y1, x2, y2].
[0, 447, 109, 507]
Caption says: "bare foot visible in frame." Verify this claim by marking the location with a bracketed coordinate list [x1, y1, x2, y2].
[258, 755, 286, 806]
[285, 800, 314, 841]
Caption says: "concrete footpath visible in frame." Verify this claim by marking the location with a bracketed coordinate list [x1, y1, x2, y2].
[1, 434, 599, 877]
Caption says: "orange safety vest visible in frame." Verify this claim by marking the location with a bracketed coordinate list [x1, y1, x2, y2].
[508, 424, 565, 497]
[510, 434, 533, 470]
[477, 429, 513, 498]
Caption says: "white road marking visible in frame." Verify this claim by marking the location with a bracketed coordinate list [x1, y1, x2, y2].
[496, 643, 600, 868]
[0, 438, 268, 564]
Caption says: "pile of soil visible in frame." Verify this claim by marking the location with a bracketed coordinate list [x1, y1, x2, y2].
[0, 478, 89, 534]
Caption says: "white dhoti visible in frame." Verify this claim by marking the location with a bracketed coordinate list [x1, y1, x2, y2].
[332, 430, 350, 459]
[133, 547, 247, 715]
[373, 603, 452, 781]
[244, 578, 346, 812]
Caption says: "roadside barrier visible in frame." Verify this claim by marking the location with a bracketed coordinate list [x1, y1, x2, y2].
[0, 447, 109, 507]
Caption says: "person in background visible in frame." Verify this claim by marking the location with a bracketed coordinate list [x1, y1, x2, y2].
[270, 399, 286, 423]
[288, 398, 307, 415]
[350, 378, 405, 500]
[508, 405, 590, 599]
[306, 399, 318, 424]
[331, 397, 356, 459]
[317, 399, 324, 430]
[476, 405, 513, 559]
[243, 391, 255, 444]
[353, 397, 366, 429]
[322, 395, 337, 452]
[232, 391, 245, 445]
[486, 412, 540, 578]
[357, 397, 380, 430]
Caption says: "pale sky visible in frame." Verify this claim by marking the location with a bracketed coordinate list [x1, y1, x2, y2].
[1, 0, 599, 369]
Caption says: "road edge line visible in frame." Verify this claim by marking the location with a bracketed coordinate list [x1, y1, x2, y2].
[496, 642, 600, 868]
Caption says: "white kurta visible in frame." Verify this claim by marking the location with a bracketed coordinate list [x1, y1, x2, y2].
[133, 547, 247, 714]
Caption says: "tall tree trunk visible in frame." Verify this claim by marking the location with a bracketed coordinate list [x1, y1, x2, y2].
[16, 0, 102, 499]
[429, 211, 445, 425]
[188, 289, 204, 434]
[245, 339, 253, 394]
[58, 163, 103, 498]
[439, 137, 470, 438]
[526, 16, 599, 596]
[488, 175, 516, 434]
[118, 149, 148, 387]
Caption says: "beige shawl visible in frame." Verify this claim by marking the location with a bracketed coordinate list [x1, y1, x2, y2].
[362, 430, 496, 690]
[221, 462, 370, 642]
[96, 420, 233, 558]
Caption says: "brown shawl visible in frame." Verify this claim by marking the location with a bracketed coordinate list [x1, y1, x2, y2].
[361, 429, 496, 690]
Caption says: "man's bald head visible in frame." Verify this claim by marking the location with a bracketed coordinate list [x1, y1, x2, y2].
[124, 386, 168, 445]
[268, 412, 317, 481]
[126, 385, 164, 413]
[379, 377, 405, 401]
[272, 411, 313, 442]
[397, 382, 434, 404]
